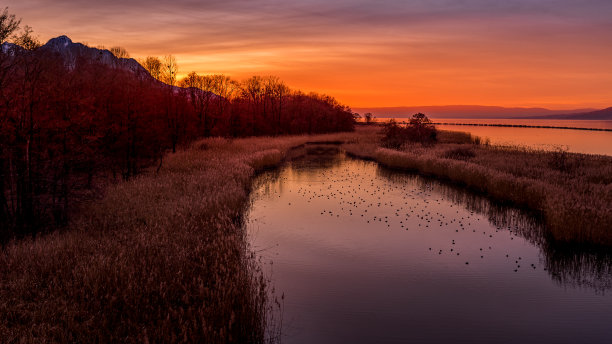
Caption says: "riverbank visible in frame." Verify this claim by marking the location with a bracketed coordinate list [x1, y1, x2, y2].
[344, 126, 612, 246]
[1, 126, 610, 341]
[0, 132, 358, 342]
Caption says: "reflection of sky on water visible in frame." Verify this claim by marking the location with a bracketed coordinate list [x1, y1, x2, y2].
[438, 125, 612, 155]
[425, 119, 612, 155]
[247, 145, 612, 343]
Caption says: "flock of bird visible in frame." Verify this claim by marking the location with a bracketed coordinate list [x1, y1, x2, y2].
[258, 155, 543, 274]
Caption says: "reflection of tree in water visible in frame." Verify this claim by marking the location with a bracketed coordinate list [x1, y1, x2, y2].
[288, 144, 345, 170]
[250, 169, 283, 199]
[376, 165, 612, 293]
[249, 144, 344, 201]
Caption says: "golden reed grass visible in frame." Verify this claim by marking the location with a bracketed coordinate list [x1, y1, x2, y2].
[0, 133, 358, 343]
[1, 126, 608, 342]
[345, 126, 612, 246]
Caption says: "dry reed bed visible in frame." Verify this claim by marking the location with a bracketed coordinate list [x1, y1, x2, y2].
[0, 132, 359, 343]
[344, 127, 612, 246]
[2, 126, 608, 342]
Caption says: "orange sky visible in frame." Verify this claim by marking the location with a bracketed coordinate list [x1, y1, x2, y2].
[5, 0, 612, 109]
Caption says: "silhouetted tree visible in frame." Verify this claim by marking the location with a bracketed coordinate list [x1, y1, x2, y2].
[180, 72, 217, 137]
[109, 46, 130, 59]
[0, 7, 20, 43]
[12, 25, 40, 50]
[141, 56, 162, 80]
[157, 54, 182, 152]
[264, 76, 289, 135]
[161, 54, 178, 86]
[381, 114, 437, 149]
[407, 112, 437, 143]
[380, 119, 407, 149]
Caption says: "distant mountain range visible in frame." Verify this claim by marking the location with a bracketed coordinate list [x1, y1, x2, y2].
[516, 107, 612, 120]
[352, 105, 612, 120]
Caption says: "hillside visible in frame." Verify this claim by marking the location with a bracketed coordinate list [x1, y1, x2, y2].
[3, 36, 147, 75]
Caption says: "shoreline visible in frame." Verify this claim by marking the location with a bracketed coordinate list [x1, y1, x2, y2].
[344, 126, 612, 246]
[1, 126, 610, 341]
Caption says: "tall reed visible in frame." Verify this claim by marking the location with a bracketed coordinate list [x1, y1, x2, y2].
[344, 127, 612, 246]
[0, 133, 358, 342]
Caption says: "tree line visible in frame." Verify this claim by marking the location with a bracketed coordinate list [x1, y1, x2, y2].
[0, 8, 355, 241]
[140, 56, 355, 138]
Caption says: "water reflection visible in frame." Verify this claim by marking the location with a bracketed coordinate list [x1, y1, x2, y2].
[376, 168, 546, 245]
[436, 124, 612, 155]
[376, 167, 612, 292]
[543, 243, 612, 292]
[247, 144, 612, 343]
[286, 144, 346, 169]
[388, 118, 612, 155]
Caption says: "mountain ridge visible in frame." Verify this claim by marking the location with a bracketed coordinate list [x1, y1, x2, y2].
[517, 107, 612, 120]
[40, 35, 151, 77]
[1, 35, 163, 84]
[352, 105, 599, 119]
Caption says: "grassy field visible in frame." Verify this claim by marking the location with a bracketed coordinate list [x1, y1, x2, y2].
[345, 125, 612, 246]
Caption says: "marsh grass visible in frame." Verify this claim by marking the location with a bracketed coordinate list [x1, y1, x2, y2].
[344, 127, 612, 246]
[442, 146, 476, 160]
[2, 126, 610, 342]
[0, 133, 360, 343]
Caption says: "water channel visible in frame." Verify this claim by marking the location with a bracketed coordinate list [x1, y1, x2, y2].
[246, 144, 612, 343]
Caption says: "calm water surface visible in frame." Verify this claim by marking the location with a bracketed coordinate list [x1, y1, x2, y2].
[381, 118, 612, 155]
[246, 145, 612, 344]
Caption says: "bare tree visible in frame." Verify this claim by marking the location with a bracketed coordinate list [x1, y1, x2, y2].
[210, 74, 238, 101]
[179, 71, 216, 136]
[264, 76, 289, 135]
[161, 54, 178, 86]
[109, 46, 130, 59]
[0, 7, 20, 43]
[211, 74, 238, 112]
[12, 26, 40, 50]
[0, 8, 21, 95]
[141, 56, 162, 80]
[241, 76, 265, 135]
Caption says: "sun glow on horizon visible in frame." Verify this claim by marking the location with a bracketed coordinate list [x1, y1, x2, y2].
[6, 0, 612, 109]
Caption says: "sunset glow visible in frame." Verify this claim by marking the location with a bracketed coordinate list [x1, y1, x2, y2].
[7, 0, 612, 109]
[3, 1, 612, 341]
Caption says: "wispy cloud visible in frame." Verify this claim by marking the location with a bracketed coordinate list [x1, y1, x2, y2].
[6, 0, 612, 108]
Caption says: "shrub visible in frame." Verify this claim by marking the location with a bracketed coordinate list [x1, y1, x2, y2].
[380, 114, 438, 149]
[380, 119, 408, 149]
[406, 113, 437, 144]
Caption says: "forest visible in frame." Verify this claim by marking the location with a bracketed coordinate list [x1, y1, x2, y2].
[0, 10, 355, 241]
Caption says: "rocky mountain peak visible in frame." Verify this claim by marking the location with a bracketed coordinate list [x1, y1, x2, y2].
[45, 35, 73, 50]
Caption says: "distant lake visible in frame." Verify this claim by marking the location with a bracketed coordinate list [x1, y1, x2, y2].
[247, 145, 612, 344]
[376, 118, 612, 155]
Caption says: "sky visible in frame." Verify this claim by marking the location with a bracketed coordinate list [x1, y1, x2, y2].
[5, 0, 612, 109]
